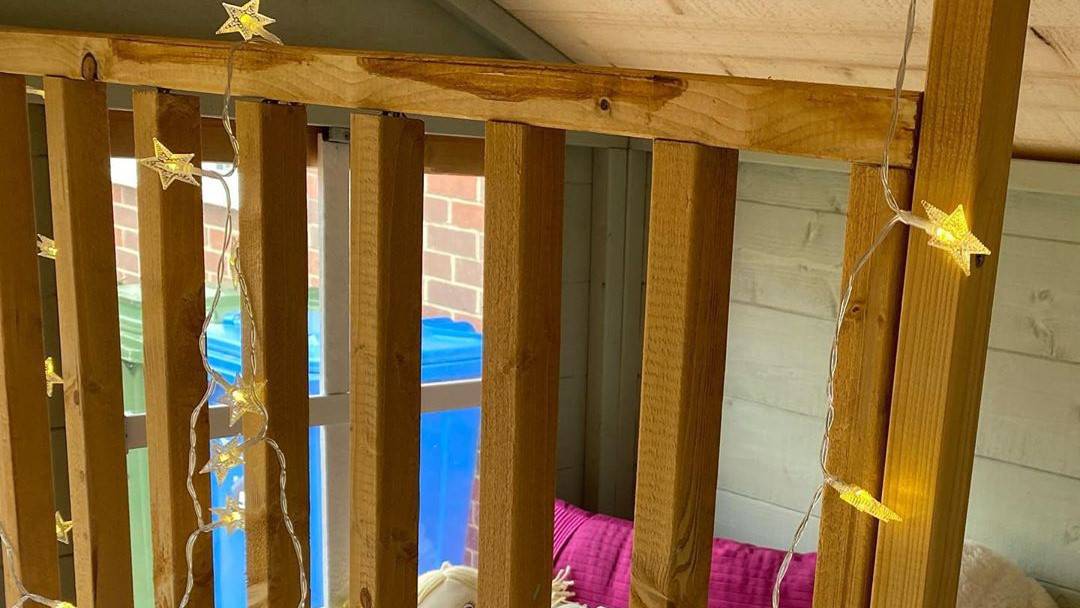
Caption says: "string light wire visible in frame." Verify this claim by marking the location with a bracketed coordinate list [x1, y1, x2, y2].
[771, 0, 919, 605]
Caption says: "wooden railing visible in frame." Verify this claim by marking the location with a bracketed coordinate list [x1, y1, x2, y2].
[0, 0, 1028, 605]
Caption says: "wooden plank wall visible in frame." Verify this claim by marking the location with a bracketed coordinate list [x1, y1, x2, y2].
[131, 88, 213, 608]
[43, 76, 134, 608]
[236, 100, 311, 608]
[706, 156, 1080, 601]
[0, 73, 61, 603]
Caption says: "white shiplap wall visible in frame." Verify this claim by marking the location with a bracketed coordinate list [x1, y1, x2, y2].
[708, 157, 1080, 601]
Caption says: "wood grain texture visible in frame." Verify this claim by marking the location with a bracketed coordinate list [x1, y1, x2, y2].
[813, 165, 911, 608]
[237, 100, 310, 608]
[348, 114, 424, 608]
[0, 72, 60, 603]
[629, 142, 737, 608]
[871, 1, 1032, 607]
[0, 27, 917, 165]
[499, 0, 1080, 163]
[131, 88, 213, 608]
[424, 134, 484, 176]
[478, 122, 565, 608]
[43, 75, 133, 608]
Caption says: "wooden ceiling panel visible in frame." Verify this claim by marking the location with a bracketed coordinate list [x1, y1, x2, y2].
[498, 0, 1080, 161]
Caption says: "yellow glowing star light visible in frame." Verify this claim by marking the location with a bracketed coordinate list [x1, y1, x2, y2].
[55, 511, 73, 544]
[138, 138, 199, 190]
[216, 0, 282, 44]
[212, 494, 246, 534]
[224, 377, 265, 427]
[56, 603, 76, 608]
[37, 235, 58, 260]
[921, 201, 991, 276]
[828, 479, 901, 523]
[201, 436, 245, 484]
[44, 357, 64, 398]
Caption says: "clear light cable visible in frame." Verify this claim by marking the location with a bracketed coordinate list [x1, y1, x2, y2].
[771, 0, 919, 606]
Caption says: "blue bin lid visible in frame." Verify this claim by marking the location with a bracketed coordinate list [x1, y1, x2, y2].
[205, 313, 482, 386]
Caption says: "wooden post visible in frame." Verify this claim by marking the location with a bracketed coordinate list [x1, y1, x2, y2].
[348, 114, 424, 608]
[132, 88, 213, 608]
[0, 72, 61, 603]
[628, 141, 737, 608]
[43, 75, 133, 608]
[237, 100, 310, 608]
[871, 1, 1030, 606]
[813, 165, 911, 608]
[477, 122, 565, 608]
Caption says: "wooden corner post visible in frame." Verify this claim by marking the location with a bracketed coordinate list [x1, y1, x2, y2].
[871, 1, 1030, 607]
[349, 113, 425, 608]
[478, 121, 565, 608]
[630, 141, 738, 608]
[237, 100, 311, 608]
[813, 165, 911, 608]
[0, 72, 61, 603]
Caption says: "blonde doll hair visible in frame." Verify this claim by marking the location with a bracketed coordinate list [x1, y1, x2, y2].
[417, 562, 478, 604]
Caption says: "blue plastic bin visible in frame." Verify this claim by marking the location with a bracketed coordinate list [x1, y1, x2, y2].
[204, 312, 482, 606]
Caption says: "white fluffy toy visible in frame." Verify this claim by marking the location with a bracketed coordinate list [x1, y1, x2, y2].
[417, 562, 592, 608]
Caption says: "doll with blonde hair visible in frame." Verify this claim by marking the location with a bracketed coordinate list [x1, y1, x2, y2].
[417, 562, 592, 608]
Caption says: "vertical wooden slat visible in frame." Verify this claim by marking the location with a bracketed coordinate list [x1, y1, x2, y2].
[871, 0, 1030, 606]
[477, 122, 565, 608]
[132, 88, 213, 608]
[628, 141, 737, 608]
[348, 114, 424, 608]
[43, 75, 133, 608]
[0, 73, 61, 602]
[237, 100, 310, 608]
[812, 165, 911, 608]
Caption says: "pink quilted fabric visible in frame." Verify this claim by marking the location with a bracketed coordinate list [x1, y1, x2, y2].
[552, 500, 816, 608]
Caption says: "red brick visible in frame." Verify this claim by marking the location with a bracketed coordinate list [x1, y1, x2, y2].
[120, 185, 139, 207]
[453, 313, 483, 332]
[422, 305, 453, 319]
[423, 251, 452, 281]
[206, 227, 227, 252]
[113, 204, 138, 230]
[451, 202, 484, 231]
[424, 196, 449, 224]
[308, 250, 320, 276]
[427, 226, 476, 258]
[121, 229, 140, 251]
[454, 258, 483, 288]
[306, 171, 319, 200]
[426, 280, 477, 314]
[115, 248, 140, 275]
[427, 174, 477, 200]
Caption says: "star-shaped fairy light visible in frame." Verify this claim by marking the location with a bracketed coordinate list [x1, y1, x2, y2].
[828, 479, 901, 523]
[211, 494, 246, 534]
[55, 511, 73, 544]
[44, 357, 64, 398]
[138, 138, 200, 190]
[223, 376, 266, 427]
[216, 0, 282, 44]
[37, 235, 58, 260]
[201, 436, 245, 484]
[920, 201, 991, 276]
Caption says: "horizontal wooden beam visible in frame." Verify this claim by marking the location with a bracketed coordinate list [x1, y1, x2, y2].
[0, 26, 919, 166]
[107, 109, 483, 175]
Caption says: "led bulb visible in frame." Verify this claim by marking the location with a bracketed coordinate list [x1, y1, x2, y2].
[223, 376, 265, 426]
[211, 494, 246, 534]
[138, 138, 199, 190]
[44, 357, 64, 398]
[37, 235, 58, 260]
[216, 0, 282, 44]
[201, 436, 245, 484]
[55, 511, 73, 544]
[828, 479, 901, 523]
[56, 602, 76, 608]
[920, 201, 990, 276]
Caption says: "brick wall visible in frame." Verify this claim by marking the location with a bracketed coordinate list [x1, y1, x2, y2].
[111, 169, 486, 333]
[422, 174, 485, 331]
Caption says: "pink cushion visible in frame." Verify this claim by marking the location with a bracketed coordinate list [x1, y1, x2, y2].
[553, 500, 816, 608]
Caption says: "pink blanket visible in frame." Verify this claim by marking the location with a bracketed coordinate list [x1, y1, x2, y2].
[553, 500, 816, 608]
